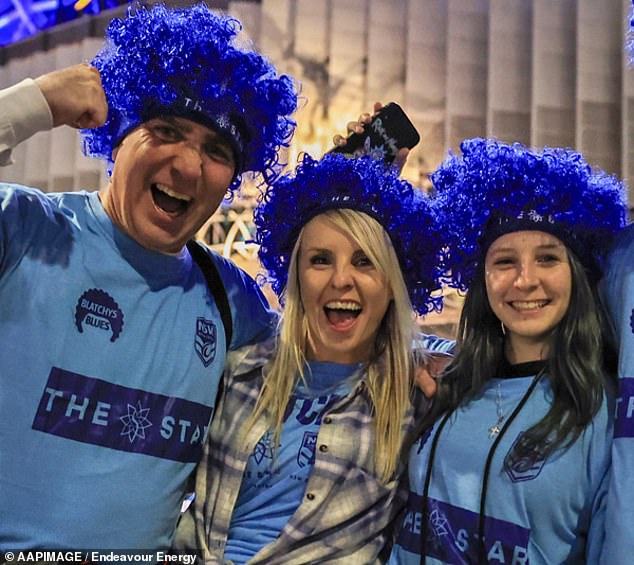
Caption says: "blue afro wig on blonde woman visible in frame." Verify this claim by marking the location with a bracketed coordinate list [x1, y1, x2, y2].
[255, 153, 445, 316]
[81, 2, 297, 193]
[432, 137, 627, 293]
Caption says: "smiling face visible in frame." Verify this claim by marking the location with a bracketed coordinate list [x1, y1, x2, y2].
[297, 214, 393, 364]
[101, 116, 236, 254]
[484, 230, 572, 363]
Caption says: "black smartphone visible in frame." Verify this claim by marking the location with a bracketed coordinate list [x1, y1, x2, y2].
[329, 102, 420, 164]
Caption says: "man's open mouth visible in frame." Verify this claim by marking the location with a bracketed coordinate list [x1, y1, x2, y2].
[151, 183, 192, 216]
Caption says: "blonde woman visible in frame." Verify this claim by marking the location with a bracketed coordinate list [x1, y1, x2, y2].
[173, 153, 452, 563]
[390, 138, 626, 564]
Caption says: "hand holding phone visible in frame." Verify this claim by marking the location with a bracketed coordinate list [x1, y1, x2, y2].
[329, 102, 420, 166]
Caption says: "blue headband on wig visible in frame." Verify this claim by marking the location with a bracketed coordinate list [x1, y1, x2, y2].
[81, 2, 297, 193]
[254, 153, 444, 315]
[432, 138, 627, 292]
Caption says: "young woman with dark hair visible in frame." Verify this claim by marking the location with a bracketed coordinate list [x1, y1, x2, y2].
[389, 138, 626, 564]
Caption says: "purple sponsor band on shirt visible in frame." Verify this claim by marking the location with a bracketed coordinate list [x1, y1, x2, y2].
[615, 377, 634, 439]
[396, 494, 531, 564]
[32, 367, 213, 462]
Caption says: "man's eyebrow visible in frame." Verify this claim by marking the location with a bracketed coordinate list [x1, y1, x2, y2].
[152, 116, 233, 155]
[155, 115, 191, 132]
[203, 129, 229, 144]
[161, 116, 228, 141]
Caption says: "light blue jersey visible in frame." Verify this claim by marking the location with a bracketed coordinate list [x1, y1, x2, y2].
[224, 361, 358, 564]
[0, 185, 274, 549]
[390, 369, 612, 565]
[601, 223, 634, 564]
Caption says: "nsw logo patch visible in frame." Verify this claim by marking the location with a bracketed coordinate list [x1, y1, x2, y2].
[503, 432, 547, 482]
[195, 317, 217, 367]
[297, 431, 318, 468]
[75, 288, 124, 342]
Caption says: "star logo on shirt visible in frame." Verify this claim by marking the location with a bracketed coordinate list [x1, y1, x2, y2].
[119, 401, 152, 443]
[252, 431, 274, 464]
[429, 508, 450, 538]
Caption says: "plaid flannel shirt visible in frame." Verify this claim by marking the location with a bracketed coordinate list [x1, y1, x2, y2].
[173, 336, 450, 564]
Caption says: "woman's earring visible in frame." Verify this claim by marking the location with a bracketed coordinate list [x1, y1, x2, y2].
[500, 321, 506, 336]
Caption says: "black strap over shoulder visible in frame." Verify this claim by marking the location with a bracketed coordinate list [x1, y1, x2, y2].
[186, 240, 233, 351]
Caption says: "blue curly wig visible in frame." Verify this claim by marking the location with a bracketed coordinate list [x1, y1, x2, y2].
[81, 2, 297, 193]
[432, 138, 627, 292]
[254, 153, 444, 315]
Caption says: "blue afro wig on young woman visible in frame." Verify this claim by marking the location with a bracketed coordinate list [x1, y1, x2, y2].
[432, 137, 627, 293]
[81, 2, 297, 193]
[254, 153, 445, 316]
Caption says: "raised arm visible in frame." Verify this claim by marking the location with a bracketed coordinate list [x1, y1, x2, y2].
[0, 63, 107, 165]
[34, 64, 107, 129]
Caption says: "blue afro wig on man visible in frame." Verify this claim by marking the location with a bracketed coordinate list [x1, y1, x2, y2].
[254, 153, 445, 316]
[81, 2, 298, 193]
[432, 137, 627, 292]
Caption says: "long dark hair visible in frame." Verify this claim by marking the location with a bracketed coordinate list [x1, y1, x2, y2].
[430, 248, 611, 462]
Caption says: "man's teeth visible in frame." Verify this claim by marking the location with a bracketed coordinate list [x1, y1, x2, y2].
[511, 301, 548, 310]
[155, 183, 192, 202]
[325, 301, 362, 311]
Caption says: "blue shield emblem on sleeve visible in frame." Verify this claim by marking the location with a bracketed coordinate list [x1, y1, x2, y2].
[195, 318, 218, 367]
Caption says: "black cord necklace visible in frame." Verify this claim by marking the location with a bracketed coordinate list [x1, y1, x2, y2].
[418, 368, 545, 565]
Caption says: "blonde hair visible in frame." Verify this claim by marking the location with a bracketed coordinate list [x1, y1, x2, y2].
[247, 209, 417, 482]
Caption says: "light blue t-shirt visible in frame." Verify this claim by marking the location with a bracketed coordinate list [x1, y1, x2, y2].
[389, 367, 611, 565]
[0, 185, 275, 549]
[224, 361, 360, 564]
[601, 223, 634, 564]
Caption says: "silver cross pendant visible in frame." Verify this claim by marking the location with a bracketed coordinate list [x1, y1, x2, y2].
[488, 424, 501, 439]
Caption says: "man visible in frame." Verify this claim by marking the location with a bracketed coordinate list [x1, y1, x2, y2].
[0, 3, 296, 550]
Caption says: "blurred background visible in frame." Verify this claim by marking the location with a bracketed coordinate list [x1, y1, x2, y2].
[1, 0, 632, 336]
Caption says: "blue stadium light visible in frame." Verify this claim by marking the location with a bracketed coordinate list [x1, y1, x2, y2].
[0, 0, 130, 47]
